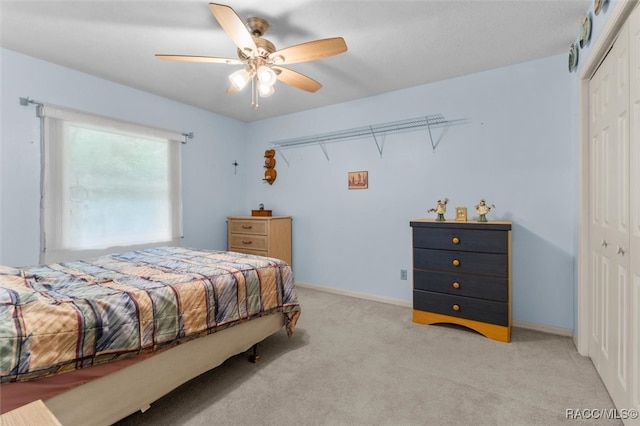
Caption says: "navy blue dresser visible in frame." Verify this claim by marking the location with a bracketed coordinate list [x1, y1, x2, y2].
[410, 219, 512, 342]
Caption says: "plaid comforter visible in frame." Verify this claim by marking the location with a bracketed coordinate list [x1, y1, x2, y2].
[0, 247, 300, 383]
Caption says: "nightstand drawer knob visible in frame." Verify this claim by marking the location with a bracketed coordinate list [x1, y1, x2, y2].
[452, 259, 460, 267]
[452, 304, 460, 311]
[242, 225, 253, 229]
[452, 282, 460, 289]
[452, 237, 460, 244]
[242, 240, 253, 245]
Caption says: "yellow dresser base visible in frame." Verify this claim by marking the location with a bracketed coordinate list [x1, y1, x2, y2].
[413, 309, 511, 343]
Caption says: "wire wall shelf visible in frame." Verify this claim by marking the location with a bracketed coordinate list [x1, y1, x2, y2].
[270, 114, 469, 165]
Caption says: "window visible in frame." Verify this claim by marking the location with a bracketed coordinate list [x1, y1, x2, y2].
[40, 105, 182, 263]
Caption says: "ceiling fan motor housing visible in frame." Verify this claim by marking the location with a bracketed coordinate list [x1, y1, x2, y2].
[238, 37, 276, 61]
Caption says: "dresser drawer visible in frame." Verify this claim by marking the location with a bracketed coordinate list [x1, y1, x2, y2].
[413, 269, 508, 302]
[231, 248, 268, 258]
[413, 290, 508, 326]
[413, 227, 507, 254]
[229, 234, 268, 251]
[413, 248, 508, 277]
[229, 220, 268, 235]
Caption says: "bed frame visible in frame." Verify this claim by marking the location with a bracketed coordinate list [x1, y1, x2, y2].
[40, 312, 285, 425]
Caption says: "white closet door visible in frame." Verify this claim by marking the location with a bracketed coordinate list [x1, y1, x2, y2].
[588, 13, 633, 417]
[588, 41, 611, 380]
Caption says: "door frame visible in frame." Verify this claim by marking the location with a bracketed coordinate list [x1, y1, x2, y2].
[576, 0, 638, 355]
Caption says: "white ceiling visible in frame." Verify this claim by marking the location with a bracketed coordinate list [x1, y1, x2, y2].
[0, 0, 591, 123]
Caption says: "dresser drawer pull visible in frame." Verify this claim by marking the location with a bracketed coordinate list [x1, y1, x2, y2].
[452, 237, 460, 244]
[242, 225, 253, 229]
[452, 282, 460, 289]
[452, 259, 460, 267]
[241, 240, 253, 245]
[452, 304, 460, 312]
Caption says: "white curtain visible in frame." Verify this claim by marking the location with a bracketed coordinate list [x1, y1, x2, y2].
[40, 104, 183, 264]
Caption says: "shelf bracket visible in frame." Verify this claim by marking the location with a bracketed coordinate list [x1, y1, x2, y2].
[319, 143, 330, 161]
[433, 123, 452, 151]
[370, 126, 385, 157]
[425, 121, 455, 152]
[278, 150, 290, 167]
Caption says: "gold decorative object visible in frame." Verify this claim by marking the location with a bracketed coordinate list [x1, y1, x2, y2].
[428, 198, 449, 221]
[475, 199, 495, 222]
[263, 149, 277, 185]
[455, 207, 467, 221]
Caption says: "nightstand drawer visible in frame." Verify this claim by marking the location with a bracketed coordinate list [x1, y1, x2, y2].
[413, 290, 508, 326]
[229, 234, 268, 251]
[229, 220, 268, 235]
[413, 227, 508, 254]
[413, 248, 508, 277]
[413, 269, 508, 302]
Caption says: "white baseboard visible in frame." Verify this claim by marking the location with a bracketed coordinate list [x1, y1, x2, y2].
[296, 281, 574, 337]
[295, 281, 412, 308]
[511, 320, 573, 337]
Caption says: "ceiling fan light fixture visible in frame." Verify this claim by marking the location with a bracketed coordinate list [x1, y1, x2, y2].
[258, 82, 275, 97]
[257, 65, 277, 86]
[229, 68, 252, 90]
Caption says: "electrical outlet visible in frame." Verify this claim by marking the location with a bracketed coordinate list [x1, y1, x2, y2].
[400, 269, 407, 280]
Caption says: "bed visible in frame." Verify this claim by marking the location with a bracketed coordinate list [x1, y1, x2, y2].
[0, 246, 300, 425]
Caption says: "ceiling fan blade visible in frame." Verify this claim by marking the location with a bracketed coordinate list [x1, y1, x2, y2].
[272, 66, 322, 93]
[155, 54, 244, 65]
[209, 3, 257, 57]
[269, 37, 347, 65]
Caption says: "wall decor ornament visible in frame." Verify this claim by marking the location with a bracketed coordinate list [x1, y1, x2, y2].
[263, 149, 277, 185]
[475, 199, 495, 222]
[579, 13, 592, 48]
[348, 171, 368, 189]
[568, 42, 578, 72]
[594, 0, 608, 16]
[428, 198, 449, 221]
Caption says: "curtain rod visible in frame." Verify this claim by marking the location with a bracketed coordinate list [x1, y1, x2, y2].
[19, 96, 194, 144]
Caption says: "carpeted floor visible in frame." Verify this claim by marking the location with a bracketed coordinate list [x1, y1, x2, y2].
[115, 286, 620, 426]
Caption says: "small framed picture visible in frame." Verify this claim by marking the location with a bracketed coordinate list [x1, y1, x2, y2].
[455, 207, 468, 221]
[348, 171, 368, 189]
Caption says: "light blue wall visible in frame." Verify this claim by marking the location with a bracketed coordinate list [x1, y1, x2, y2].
[0, 48, 247, 266]
[1, 46, 581, 331]
[246, 54, 576, 330]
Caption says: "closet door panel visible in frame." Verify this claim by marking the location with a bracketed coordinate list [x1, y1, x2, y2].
[629, 4, 640, 417]
[588, 12, 635, 417]
[608, 20, 631, 413]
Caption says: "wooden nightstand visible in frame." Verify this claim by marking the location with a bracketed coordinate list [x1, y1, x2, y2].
[410, 219, 512, 342]
[227, 216, 292, 266]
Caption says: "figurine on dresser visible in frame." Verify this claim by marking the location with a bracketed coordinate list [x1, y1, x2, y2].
[475, 199, 495, 222]
[428, 198, 449, 221]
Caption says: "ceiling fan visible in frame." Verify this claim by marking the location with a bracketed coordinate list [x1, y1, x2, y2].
[156, 2, 348, 109]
